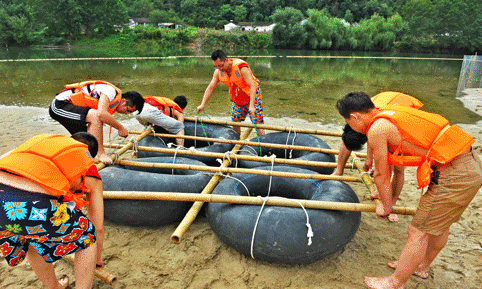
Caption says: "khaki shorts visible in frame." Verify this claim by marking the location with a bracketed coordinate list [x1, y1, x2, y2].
[411, 148, 482, 235]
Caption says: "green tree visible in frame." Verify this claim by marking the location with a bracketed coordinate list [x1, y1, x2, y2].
[307, 9, 349, 49]
[271, 7, 307, 49]
[0, 1, 47, 46]
[233, 5, 247, 23]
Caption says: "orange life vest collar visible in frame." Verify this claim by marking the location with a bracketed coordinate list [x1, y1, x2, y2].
[371, 91, 423, 109]
[144, 96, 183, 117]
[61, 80, 122, 114]
[218, 59, 259, 105]
[0, 134, 94, 208]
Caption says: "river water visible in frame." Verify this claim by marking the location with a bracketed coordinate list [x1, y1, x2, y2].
[1, 48, 480, 154]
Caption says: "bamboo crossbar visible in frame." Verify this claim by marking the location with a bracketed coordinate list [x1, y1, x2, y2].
[63, 255, 118, 285]
[96, 128, 152, 171]
[183, 116, 343, 137]
[127, 131, 368, 158]
[116, 159, 362, 183]
[171, 128, 253, 243]
[103, 191, 417, 215]
[104, 143, 353, 169]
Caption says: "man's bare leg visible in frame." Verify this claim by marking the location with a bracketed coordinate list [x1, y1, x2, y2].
[387, 227, 449, 279]
[26, 246, 70, 289]
[364, 225, 430, 289]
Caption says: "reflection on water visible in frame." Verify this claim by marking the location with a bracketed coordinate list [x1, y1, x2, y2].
[0, 48, 480, 153]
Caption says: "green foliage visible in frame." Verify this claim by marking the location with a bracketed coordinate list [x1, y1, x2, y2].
[271, 7, 307, 49]
[202, 29, 271, 50]
[0, 1, 47, 46]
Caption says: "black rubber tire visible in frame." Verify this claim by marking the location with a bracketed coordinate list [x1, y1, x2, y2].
[137, 120, 239, 166]
[206, 165, 361, 264]
[100, 157, 211, 227]
[237, 132, 336, 174]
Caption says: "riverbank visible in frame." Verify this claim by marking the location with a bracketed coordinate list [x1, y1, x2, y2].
[1, 106, 481, 288]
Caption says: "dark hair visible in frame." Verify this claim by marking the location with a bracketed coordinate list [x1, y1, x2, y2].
[211, 50, 227, 61]
[173, 95, 188, 109]
[342, 124, 368, 151]
[122, 91, 144, 113]
[336, 92, 374, 118]
[71, 132, 99, 157]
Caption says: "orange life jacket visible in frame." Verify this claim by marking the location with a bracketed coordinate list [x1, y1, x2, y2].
[60, 80, 122, 114]
[372, 91, 423, 109]
[0, 134, 95, 208]
[370, 105, 474, 188]
[218, 59, 259, 105]
[144, 96, 183, 117]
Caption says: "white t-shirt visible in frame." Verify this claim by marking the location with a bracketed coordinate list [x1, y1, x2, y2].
[55, 84, 117, 102]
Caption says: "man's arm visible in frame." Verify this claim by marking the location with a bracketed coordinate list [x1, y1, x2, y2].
[85, 176, 104, 267]
[239, 66, 257, 116]
[197, 70, 220, 114]
[332, 142, 351, 176]
[97, 94, 127, 135]
[369, 120, 395, 217]
[173, 109, 184, 123]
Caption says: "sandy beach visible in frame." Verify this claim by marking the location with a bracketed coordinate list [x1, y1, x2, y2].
[1, 105, 482, 289]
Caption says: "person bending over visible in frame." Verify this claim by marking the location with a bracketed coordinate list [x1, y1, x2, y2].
[336, 91, 482, 289]
[0, 134, 100, 289]
[136, 95, 187, 146]
[49, 80, 144, 165]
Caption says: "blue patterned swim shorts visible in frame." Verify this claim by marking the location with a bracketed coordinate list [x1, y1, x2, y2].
[0, 184, 96, 267]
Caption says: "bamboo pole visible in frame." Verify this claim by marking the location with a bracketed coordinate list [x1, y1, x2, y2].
[63, 255, 118, 285]
[127, 131, 367, 157]
[183, 116, 343, 137]
[170, 128, 253, 243]
[115, 159, 362, 183]
[105, 143, 354, 169]
[96, 128, 152, 171]
[103, 191, 417, 215]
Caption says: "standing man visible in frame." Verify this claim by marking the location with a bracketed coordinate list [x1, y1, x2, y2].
[196, 50, 265, 136]
[336, 92, 482, 288]
[136, 95, 187, 146]
[49, 80, 144, 165]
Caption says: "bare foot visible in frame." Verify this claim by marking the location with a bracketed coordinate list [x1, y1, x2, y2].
[387, 261, 429, 279]
[96, 259, 105, 268]
[58, 275, 70, 289]
[388, 214, 399, 222]
[364, 277, 404, 289]
[98, 153, 113, 165]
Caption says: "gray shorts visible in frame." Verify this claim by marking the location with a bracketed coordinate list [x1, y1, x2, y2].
[135, 105, 184, 134]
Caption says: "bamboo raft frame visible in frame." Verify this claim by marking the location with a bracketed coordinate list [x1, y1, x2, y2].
[127, 130, 367, 158]
[99, 117, 416, 246]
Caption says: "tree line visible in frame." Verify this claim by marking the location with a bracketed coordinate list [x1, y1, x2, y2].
[0, 0, 480, 54]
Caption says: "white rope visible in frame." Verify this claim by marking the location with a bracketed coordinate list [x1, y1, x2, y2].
[250, 195, 314, 259]
[285, 126, 297, 159]
[194, 116, 198, 147]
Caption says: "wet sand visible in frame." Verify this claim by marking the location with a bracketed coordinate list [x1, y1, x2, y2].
[1, 105, 482, 289]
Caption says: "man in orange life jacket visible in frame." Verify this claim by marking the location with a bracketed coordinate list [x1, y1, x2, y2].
[196, 50, 265, 136]
[332, 91, 424, 222]
[336, 92, 482, 289]
[0, 134, 100, 289]
[135, 95, 187, 146]
[49, 80, 144, 165]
